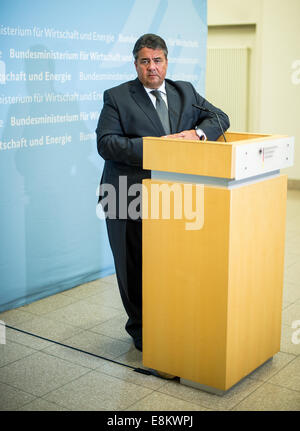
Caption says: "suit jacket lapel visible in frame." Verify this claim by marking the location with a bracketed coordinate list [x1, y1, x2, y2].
[129, 78, 165, 136]
[165, 80, 181, 133]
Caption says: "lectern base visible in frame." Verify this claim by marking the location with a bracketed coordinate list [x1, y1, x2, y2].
[180, 378, 226, 396]
[180, 357, 274, 396]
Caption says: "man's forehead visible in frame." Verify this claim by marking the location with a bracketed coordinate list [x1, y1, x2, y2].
[137, 47, 166, 59]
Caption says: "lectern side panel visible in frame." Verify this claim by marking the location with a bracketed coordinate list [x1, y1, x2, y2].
[142, 179, 231, 390]
[226, 175, 287, 388]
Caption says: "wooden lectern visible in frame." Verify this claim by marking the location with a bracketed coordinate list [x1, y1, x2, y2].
[142, 132, 294, 394]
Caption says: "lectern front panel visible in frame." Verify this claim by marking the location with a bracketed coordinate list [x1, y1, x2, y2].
[142, 174, 287, 391]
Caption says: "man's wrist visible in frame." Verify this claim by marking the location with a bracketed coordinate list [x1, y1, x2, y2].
[195, 126, 207, 141]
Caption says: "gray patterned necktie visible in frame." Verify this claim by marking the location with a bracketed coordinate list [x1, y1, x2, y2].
[150, 90, 171, 135]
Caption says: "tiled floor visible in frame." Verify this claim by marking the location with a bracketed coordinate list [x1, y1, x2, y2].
[0, 190, 300, 411]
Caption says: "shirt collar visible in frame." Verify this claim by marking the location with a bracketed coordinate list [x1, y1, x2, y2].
[144, 81, 166, 95]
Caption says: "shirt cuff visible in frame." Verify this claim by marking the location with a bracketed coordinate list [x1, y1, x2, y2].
[195, 128, 207, 141]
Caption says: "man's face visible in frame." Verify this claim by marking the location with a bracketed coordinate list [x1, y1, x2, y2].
[135, 47, 168, 89]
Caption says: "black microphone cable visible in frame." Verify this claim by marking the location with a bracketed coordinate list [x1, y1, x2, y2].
[4, 323, 157, 377]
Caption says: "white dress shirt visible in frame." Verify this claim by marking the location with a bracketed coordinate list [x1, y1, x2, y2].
[144, 81, 168, 108]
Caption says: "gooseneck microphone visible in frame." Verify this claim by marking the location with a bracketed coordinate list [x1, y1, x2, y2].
[192, 104, 227, 142]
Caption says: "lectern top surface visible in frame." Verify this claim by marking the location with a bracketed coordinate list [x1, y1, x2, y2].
[143, 132, 294, 180]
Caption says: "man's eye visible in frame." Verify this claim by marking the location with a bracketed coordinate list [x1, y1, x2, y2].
[140, 59, 163, 65]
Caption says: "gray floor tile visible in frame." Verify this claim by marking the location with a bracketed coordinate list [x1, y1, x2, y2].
[114, 345, 143, 368]
[280, 324, 300, 355]
[5, 326, 52, 351]
[282, 298, 294, 310]
[268, 356, 300, 391]
[19, 293, 77, 316]
[90, 314, 132, 344]
[282, 281, 300, 304]
[0, 382, 36, 411]
[284, 262, 300, 285]
[284, 253, 299, 269]
[43, 369, 152, 410]
[15, 314, 84, 342]
[0, 308, 37, 325]
[126, 391, 209, 411]
[233, 382, 300, 411]
[282, 302, 300, 327]
[63, 329, 132, 360]
[84, 288, 125, 311]
[42, 299, 120, 330]
[18, 398, 68, 411]
[97, 360, 168, 391]
[60, 279, 112, 300]
[0, 350, 90, 397]
[42, 343, 108, 370]
[247, 352, 296, 382]
[100, 274, 118, 285]
[0, 340, 36, 367]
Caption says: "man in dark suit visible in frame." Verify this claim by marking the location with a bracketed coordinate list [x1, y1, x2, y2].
[96, 34, 229, 354]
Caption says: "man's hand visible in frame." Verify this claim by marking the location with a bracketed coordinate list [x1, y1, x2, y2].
[163, 129, 204, 140]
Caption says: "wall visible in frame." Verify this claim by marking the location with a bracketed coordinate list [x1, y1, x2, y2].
[207, 0, 261, 25]
[206, 25, 257, 132]
[259, 0, 300, 180]
[207, 0, 300, 180]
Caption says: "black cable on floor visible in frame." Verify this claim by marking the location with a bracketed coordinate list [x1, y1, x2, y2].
[5, 324, 153, 377]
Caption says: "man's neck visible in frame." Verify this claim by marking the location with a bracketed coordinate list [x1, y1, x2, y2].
[143, 81, 166, 93]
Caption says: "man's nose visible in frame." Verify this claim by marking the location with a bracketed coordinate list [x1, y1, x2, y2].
[147, 60, 157, 69]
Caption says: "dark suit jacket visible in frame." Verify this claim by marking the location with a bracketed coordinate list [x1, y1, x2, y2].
[96, 78, 230, 218]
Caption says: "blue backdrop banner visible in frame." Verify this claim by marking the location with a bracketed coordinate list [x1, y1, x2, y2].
[0, 0, 207, 311]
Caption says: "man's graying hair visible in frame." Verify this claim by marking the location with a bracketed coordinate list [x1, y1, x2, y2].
[133, 34, 168, 60]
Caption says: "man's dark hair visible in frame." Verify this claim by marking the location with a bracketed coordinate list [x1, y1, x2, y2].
[132, 34, 168, 60]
